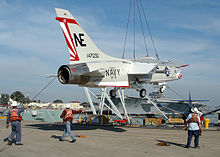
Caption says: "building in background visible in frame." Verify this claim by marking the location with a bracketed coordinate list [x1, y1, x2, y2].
[27, 101, 83, 110]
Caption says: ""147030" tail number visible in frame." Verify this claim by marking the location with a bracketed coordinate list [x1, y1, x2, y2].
[87, 53, 99, 58]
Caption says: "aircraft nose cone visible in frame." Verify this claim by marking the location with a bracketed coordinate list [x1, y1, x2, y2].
[178, 73, 182, 79]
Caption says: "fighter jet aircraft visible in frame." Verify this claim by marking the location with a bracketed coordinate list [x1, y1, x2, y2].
[55, 8, 187, 98]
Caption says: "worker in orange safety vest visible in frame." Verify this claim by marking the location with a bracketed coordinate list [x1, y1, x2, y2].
[6, 101, 25, 145]
[59, 104, 86, 143]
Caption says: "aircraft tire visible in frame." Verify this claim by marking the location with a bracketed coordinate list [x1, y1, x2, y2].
[159, 85, 166, 93]
[140, 89, 146, 98]
[110, 90, 116, 98]
[159, 87, 163, 93]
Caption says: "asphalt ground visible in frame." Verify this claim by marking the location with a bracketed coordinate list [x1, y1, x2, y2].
[0, 120, 219, 157]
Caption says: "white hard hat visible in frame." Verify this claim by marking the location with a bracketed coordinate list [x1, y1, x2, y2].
[66, 104, 70, 108]
[194, 108, 203, 116]
[11, 101, 18, 107]
[191, 107, 200, 114]
[191, 107, 195, 113]
[194, 107, 199, 113]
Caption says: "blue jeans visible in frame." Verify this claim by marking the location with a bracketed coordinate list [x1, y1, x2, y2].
[186, 130, 199, 148]
[61, 121, 75, 141]
[8, 120, 22, 144]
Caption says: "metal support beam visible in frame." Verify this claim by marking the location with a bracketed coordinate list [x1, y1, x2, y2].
[118, 88, 130, 124]
[145, 94, 169, 120]
[100, 88, 106, 115]
[84, 87, 96, 114]
[104, 92, 123, 119]
[86, 88, 123, 120]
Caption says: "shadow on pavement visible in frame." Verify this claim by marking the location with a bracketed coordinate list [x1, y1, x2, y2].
[24, 123, 126, 133]
[51, 135, 61, 139]
[156, 139, 185, 148]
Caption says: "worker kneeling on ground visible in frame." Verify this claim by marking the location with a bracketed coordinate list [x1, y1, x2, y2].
[6, 101, 26, 145]
[60, 104, 85, 143]
[184, 107, 202, 149]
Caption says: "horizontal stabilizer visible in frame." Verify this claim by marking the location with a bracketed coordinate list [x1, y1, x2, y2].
[44, 74, 57, 78]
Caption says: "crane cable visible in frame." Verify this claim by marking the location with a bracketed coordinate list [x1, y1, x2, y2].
[166, 85, 186, 99]
[122, 0, 159, 60]
[122, 0, 132, 59]
[136, 0, 149, 57]
[139, 0, 159, 60]
[133, 0, 136, 60]
[31, 77, 56, 101]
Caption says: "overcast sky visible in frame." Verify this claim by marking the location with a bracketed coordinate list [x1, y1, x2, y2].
[0, 0, 219, 107]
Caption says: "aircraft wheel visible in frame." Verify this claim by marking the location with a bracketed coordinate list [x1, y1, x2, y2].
[159, 85, 166, 93]
[140, 89, 146, 98]
[159, 87, 164, 93]
[110, 90, 116, 98]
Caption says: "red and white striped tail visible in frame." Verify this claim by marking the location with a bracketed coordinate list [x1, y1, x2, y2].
[55, 8, 119, 64]
[56, 17, 80, 62]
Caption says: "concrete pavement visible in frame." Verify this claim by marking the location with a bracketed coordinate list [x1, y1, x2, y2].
[0, 120, 219, 157]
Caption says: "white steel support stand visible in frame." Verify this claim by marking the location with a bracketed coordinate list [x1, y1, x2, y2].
[84, 87, 123, 120]
[84, 87, 97, 115]
[104, 91, 123, 119]
[87, 88, 117, 115]
[100, 88, 106, 115]
[118, 88, 130, 124]
[145, 94, 169, 120]
[84, 87, 166, 123]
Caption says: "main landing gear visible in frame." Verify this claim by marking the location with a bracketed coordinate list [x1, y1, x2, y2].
[110, 88, 147, 98]
[109, 82, 147, 99]
[139, 88, 146, 98]
[110, 89, 116, 98]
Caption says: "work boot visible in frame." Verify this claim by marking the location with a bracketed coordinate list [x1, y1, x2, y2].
[15, 143, 23, 145]
[7, 140, 12, 145]
[70, 139, 76, 143]
[184, 145, 190, 149]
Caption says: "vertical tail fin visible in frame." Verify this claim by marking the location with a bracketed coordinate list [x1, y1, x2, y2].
[55, 8, 116, 64]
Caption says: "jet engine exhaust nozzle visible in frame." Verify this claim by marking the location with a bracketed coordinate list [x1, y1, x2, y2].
[58, 65, 70, 84]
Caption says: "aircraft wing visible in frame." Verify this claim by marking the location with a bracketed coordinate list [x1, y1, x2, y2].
[159, 61, 189, 68]
[135, 57, 187, 68]
[128, 62, 156, 75]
